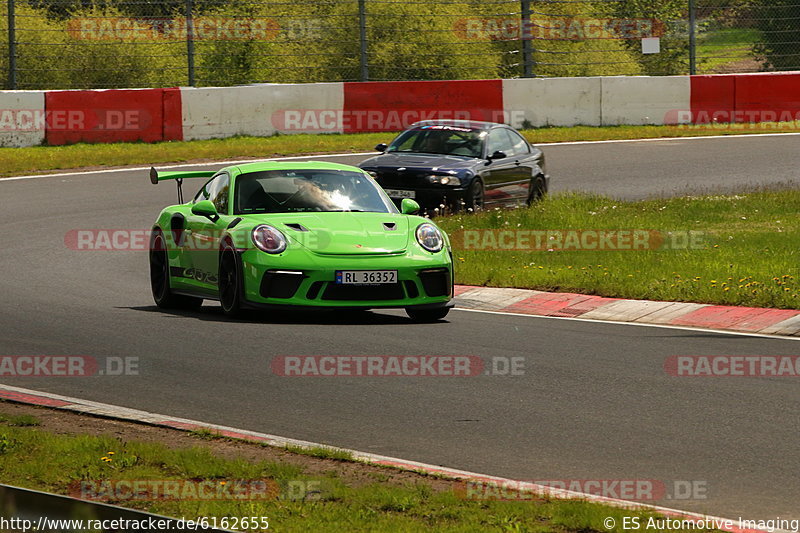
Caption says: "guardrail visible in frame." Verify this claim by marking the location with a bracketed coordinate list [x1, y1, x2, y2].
[0, 483, 229, 532]
[1, 72, 799, 148]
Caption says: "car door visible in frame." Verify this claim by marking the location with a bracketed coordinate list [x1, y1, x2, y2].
[185, 172, 231, 288]
[481, 128, 522, 204]
[503, 128, 536, 202]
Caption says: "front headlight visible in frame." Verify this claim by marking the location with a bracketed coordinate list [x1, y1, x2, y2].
[425, 174, 461, 187]
[416, 223, 444, 252]
[252, 225, 287, 254]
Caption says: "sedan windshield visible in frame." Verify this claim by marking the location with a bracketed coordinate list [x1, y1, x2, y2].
[387, 126, 484, 157]
[235, 170, 397, 214]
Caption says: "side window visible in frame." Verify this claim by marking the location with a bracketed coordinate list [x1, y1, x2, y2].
[506, 129, 530, 156]
[193, 178, 212, 203]
[208, 173, 230, 214]
[487, 129, 515, 157]
[193, 173, 230, 214]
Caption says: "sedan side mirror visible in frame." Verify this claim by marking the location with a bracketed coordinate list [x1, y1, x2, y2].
[401, 198, 420, 215]
[375, 143, 388, 152]
[488, 150, 507, 160]
[191, 199, 219, 221]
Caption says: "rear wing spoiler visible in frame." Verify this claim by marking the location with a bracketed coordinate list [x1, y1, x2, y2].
[149, 167, 216, 203]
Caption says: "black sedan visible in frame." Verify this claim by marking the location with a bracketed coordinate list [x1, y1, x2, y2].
[359, 120, 549, 212]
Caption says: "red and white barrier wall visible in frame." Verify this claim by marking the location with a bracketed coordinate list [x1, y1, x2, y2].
[0, 90, 46, 147]
[2, 73, 800, 147]
[181, 82, 344, 140]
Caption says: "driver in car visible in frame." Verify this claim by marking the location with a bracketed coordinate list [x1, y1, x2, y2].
[420, 133, 447, 154]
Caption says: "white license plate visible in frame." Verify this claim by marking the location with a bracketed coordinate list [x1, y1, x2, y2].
[336, 270, 398, 285]
[385, 189, 415, 199]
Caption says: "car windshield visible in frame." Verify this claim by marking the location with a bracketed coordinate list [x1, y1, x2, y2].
[234, 169, 397, 214]
[387, 126, 484, 157]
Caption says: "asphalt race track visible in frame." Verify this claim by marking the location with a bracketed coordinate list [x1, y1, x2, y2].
[2, 135, 799, 520]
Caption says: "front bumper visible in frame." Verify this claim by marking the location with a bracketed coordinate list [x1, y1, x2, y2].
[239, 249, 453, 310]
[387, 188, 468, 210]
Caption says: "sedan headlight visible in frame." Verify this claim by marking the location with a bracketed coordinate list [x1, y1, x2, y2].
[416, 223, 444, 252]
[252, 225, 287, 254]
[425, 174, 461, 187]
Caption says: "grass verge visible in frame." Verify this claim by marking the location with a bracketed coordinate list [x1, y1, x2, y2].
[3, 122, 800, 178]
[696, 28, 761, 73]
[0, 405, 704, 533]
[437, 190, 799, 309]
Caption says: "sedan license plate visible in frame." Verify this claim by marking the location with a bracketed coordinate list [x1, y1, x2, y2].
[336, 270, 397, 285]
[385, 189, 415, 199]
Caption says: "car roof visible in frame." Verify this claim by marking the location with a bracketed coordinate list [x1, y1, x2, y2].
[409, 119, 508, 131]
[229, 160, 363, 175]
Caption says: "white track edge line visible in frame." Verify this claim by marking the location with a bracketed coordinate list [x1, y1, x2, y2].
[535, 131, 800, 147]
[452, 307, 800, 341]
[0, 152, 375, 182]
[0, 383, 777, 533]
[5, 130, 800, 182]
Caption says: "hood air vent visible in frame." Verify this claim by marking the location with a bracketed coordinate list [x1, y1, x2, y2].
[284, 223, 309, 232]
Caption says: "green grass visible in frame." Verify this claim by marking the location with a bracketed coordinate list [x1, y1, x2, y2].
[0, 414, 41, 426]
[284, 445, 355, 462]
[0, 423, 704, 532]
[696, 28, 761, 73]
[437, 190, 800, 309]
[4, 122, 800, 178]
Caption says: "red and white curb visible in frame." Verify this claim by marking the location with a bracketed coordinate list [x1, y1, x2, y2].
[0, 383, 779, 533]
[455, 286, 800, 338]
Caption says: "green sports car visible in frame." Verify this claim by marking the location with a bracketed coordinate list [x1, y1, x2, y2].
[148, 161, 454, 322]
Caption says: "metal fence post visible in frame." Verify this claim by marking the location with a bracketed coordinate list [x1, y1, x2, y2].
[7, 0, 16, 89]
[689, 0, 696, 75]
[521, 0, 533, 78]
[358, 0, 368, 81]
[186, 0, 195, 86]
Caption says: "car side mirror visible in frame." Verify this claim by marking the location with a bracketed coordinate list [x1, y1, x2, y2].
[489, 150, 507, 160]
[191, 199, 219, 221]
[400, 198, 420, 215]
[375, 143, 388, 152]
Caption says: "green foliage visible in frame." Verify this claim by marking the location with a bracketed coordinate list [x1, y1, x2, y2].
[4, 414, 41, 426]
[1, 3, 182, 89]
[596, 0, 689, 75]
[358, 0, 501, 81]
[0, 433, 14, 454]
[193, 1, 314, 85]
[751, 0, 800, 71]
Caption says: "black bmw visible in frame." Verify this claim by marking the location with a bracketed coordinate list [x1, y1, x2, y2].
[359, 120, 549, 212]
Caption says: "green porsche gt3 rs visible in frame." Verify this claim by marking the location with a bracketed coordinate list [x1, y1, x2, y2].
[148, 161, 454, 322]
